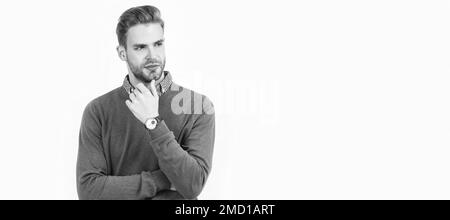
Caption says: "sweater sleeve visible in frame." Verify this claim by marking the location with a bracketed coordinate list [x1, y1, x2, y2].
[76, 101, 171, 200]
[148, 97, 215, 199]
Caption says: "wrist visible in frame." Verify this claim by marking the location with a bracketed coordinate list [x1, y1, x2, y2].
[144, 115, 162, 130]
[151, 170, 171, 192]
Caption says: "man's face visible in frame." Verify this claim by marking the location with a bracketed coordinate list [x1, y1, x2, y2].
[124, 23, 166, 83]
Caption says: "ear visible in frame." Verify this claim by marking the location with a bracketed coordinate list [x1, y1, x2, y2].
[117, 45, 127, 61]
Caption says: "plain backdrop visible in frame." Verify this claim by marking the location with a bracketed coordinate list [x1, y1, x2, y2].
[0, 0, 449, 199]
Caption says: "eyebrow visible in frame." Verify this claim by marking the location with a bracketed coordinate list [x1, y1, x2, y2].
[132, 39, 165, 47]
[154, 39, 165, 45]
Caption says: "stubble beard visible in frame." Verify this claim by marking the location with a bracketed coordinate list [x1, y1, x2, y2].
[129, 59, 166, 83]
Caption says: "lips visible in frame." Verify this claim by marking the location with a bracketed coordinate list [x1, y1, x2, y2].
[145, 63, 160, 68]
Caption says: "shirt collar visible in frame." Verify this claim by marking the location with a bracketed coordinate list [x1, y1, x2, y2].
[122, 71, 173, 96]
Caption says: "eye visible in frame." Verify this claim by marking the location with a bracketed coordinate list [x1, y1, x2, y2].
[134, 46, 145, 51]
[155, 41, 164, 47]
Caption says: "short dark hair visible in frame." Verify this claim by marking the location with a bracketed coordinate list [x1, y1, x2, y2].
[116, 5, 164, 48]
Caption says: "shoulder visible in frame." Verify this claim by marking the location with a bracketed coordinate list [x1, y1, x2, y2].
[83, 87, 124, 118]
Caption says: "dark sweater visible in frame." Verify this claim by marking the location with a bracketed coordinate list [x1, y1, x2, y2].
[76, 77, 215, 200]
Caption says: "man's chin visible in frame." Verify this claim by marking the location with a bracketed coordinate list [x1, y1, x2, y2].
[139, 71, 162, 83]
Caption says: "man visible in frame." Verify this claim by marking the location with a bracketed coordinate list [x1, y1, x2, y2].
[76, 5, 215, 200]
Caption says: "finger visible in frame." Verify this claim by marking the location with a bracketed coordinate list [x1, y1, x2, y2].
[125, 100, 134, 110]
[135, 83, 150, 95]
[149, 80, 158, 97]
[125, 100, 138, 116]
[129, 92, 137, 102]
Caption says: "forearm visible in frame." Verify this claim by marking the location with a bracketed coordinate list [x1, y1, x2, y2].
[152, 190, 186, 200]
[77, 169, 170, 200]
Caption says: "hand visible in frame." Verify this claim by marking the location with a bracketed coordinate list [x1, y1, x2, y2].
[125, 80, 159, 124]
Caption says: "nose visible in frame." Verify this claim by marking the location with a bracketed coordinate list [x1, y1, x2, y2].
[145, 47, 158, 60]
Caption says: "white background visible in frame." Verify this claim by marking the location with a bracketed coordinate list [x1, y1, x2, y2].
[0, 0, 449, 199]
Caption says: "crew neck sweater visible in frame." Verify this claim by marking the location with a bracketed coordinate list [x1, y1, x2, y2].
[76, 77, 215, 200]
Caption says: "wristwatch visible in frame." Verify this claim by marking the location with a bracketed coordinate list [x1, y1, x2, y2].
[145, 116, 161, 130]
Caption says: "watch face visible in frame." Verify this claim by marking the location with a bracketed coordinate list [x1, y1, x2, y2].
[146, 119, 157, 130]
